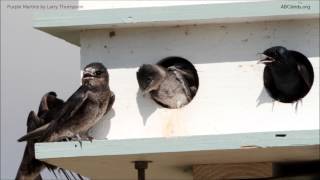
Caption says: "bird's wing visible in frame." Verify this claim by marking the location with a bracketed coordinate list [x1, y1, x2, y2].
[26, 111, 45, 132]
[38, 92, 53, 116]
[53, 85, 89, 125]
[168, 66, 193, 101]
[18, 92, 83, 180]
[18, 86, 89, 142]
[189, 86, 198, 96]
[105, 91, 115, 115]
[173, 62, 198, 80]
[175, 68, 195, 80]
[18, 123, 50, 142]
[263, 66, 279, 100]
[171, 64, 198, 96]
[297, 63, 313, 88]
[38, 91, 64, 118]
[26, 92, 63, 134]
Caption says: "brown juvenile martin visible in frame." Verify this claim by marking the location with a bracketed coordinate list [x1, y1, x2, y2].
[17, 92, 86, 180]
[18, 62, 115, 144]
[16, 92, 64, 180]
[136, 64, 196, 108]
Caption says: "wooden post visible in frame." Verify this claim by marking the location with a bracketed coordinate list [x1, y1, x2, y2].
[134, 161, 151, 180]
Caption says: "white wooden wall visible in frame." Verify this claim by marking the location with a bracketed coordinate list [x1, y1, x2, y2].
[80, 19, 319, 140]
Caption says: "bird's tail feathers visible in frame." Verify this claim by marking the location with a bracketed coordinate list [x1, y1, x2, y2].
[15, 170, 43, 180]
[15, 150, 44, 180]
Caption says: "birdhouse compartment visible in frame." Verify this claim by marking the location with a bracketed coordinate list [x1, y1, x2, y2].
[81, 19, 319, 140]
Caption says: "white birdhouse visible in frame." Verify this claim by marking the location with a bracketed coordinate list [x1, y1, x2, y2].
[34, 1, 319, 179]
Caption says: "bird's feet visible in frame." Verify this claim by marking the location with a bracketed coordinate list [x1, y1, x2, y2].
[76, 134, 83, 148]
[72, 134, 95, 148]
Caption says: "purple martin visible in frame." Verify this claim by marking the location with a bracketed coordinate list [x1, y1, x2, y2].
[136, 63, 197, 108]
[259, 46, 314, 103]
[16, 92, 64, 180]
[16, 92, 85, 180]
[18, 62, 115, 144]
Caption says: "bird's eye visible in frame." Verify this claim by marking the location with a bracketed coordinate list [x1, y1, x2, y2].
[95, 71, 102, 75]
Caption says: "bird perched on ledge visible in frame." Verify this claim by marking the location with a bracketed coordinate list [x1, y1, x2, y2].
[259, 46, 314, 103]
[16, 92, 87, 180]
[137, 63, 197, 108]
[18, 62, 115, 144]
[16, 92, 64, 180]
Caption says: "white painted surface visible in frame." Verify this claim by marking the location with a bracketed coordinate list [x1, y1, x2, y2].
[79, 0, 266, 10]
[81, 19, 319, 140]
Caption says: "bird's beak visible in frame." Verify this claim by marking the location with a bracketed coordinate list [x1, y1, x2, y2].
[141, 86, 153, 97]
[83, 71, 95, 79]
[257, 53, 275, 64]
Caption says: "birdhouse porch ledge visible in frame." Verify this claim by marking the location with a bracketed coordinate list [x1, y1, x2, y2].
[35, 130, 320, 180]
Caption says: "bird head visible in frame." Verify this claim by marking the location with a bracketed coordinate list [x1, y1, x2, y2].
[258, 46, 288, 65]
[82, 62, 109, 88]
[136, 64, 166, 95]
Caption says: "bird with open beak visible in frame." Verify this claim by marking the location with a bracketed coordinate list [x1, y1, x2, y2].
[18, 62, 115, 145]
[258, 46, 313, 103]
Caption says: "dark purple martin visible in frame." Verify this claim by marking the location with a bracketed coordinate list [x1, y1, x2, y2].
[18, 62, 115, 144]
[259, 46, 314, 103]
[16, 92, 85, 180]
[16, 92, 64, 180]
[136, 63, 196, 108]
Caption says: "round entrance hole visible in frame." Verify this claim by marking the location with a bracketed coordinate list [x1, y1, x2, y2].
[153, 56, 199, 108]
[136, 56, 199, 109]
[263, 49, 314, 103]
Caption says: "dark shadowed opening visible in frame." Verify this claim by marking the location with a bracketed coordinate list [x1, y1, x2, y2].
[263, 50, 314, 103]
[156, 56, 199, 108]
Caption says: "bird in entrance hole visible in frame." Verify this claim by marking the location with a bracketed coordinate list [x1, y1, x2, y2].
[136, 62, 197, 109]
[258, 46, 314, 107]
[18, 62, 115, 146]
